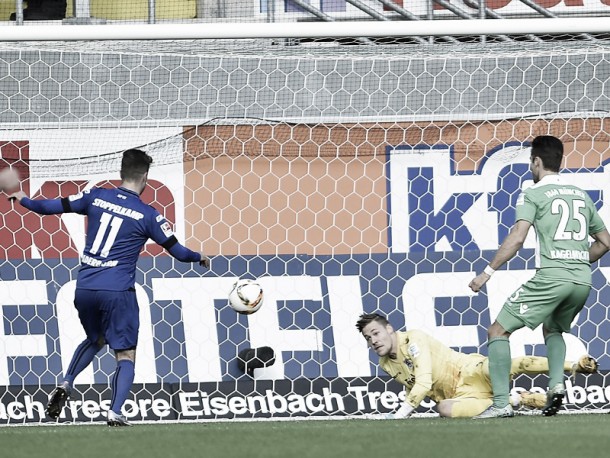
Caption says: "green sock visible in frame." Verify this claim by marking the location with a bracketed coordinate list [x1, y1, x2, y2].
[545, 332, 566, 389]
[488, 337, 511, 408]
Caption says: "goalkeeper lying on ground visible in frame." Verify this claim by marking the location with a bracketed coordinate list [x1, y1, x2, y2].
[356, 313, 597, 418]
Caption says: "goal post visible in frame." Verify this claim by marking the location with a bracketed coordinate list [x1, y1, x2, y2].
[0, 17, 610, 41]
[1, 28, 610, 424]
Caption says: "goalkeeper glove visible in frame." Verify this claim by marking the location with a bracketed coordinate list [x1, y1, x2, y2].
[363, 402, 415, 420]
[392, 402, 415, 419]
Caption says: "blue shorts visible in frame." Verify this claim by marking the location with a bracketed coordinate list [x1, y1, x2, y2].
[74, 288, 140, 351]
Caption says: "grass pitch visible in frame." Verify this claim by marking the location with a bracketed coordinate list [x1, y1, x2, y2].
[2, 414, 609, 458]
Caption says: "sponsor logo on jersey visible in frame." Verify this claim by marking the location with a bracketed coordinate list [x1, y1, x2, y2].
[408, 344, 420, 358]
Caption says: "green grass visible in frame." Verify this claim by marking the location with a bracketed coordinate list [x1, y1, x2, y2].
[2, 414, 609, 458]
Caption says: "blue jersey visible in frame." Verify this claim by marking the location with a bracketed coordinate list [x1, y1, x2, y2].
[65, 187, 176, 291]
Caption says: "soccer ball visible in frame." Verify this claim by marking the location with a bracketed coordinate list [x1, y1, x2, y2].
[228, 279, 264, 315]
[0, 167, 20, 193]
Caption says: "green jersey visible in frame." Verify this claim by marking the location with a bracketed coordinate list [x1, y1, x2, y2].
[515, 174, 606, 285]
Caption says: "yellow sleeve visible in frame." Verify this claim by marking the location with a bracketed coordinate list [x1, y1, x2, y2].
[405, 334, 434, 408]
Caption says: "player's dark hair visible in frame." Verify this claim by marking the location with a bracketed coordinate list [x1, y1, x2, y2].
[120, 149, 153, 181]
[531, 136, 563, 172]
[355, 313, 390, 333]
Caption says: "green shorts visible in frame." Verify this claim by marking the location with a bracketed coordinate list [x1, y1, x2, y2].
[496, 272, 591, 333]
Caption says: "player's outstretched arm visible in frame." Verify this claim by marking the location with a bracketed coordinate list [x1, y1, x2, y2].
[389, 401, 416, 419]
[362, 400, 415, 420]
[162, 236, 210, 268]
[9, 192, 66, 215]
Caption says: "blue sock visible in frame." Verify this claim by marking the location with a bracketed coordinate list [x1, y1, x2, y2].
[110, 360, 135, 415]
[64, 339, 101, 388]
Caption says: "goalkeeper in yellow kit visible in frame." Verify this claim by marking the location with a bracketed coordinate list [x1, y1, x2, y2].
[356, 313, 597, 418]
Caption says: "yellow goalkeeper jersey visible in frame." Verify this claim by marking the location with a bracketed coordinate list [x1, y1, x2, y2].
[379, 330, 470, 408]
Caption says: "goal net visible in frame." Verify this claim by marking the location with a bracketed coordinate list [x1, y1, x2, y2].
[1, 32, 610, 424]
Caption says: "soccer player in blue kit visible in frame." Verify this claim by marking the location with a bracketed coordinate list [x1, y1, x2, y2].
[9, 149, 210, 426]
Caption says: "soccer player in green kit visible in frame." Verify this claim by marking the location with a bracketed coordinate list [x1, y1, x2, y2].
[469, 135, 610, 418]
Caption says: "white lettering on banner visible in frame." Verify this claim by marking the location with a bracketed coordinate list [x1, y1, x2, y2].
[403, 272, 480, 349]
[180, 388, 347, 416]
[0, 281, 49, 385]
[564, 380, 610, 406]
[152, 276, 236, 382]
[378, 391, 399, 409]
[55, 281, 157, 383]
[155, 383, 610, 417]
[179, 392, 203, 416]
[326, 275, 370, 377]
[348, 386, 368, 409]
[2, 271, 597, 385]
[2, 382, 609, 421]
[248, 276, 324, 380]
[25, 396, 45, 418]
[52, 397, 171, 420]
[229, 396, 248, 415]
[81, 400, 101, 419]
[346, 386, 422, 410]
[1, 275, 366, 384]
[305, 393, 325, 413]
[389, 145, 610, 254]
[178, 387, 412, 416]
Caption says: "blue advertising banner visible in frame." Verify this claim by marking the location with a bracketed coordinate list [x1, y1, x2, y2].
[1, 251, 610, 388]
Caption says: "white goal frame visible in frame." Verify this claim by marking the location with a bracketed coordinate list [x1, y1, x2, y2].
[0, 17, 609, 41]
